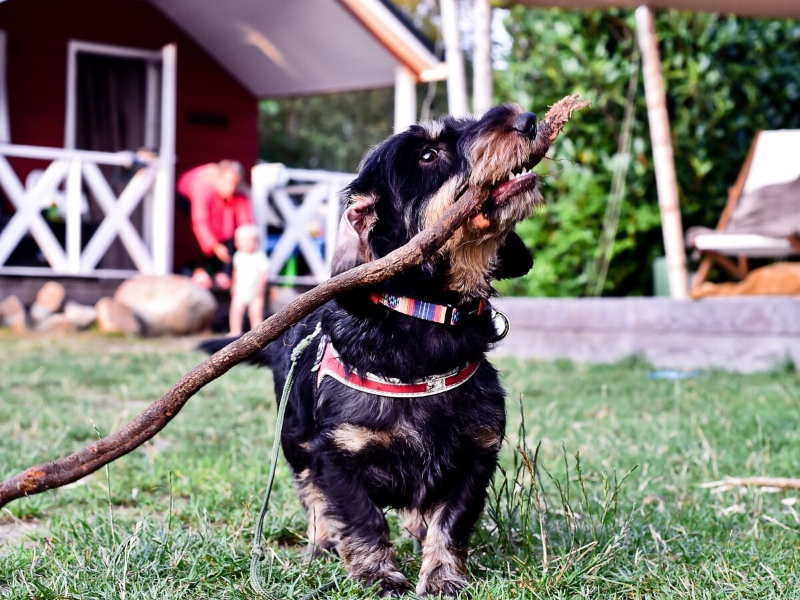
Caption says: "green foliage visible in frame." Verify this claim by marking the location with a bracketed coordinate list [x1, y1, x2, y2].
[259, 89, 395, 173]
[496, 8, 800, 296]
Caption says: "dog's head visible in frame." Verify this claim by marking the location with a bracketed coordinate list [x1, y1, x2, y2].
[332, 104, 544, 298]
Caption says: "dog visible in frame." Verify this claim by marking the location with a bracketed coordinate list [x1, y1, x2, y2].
[203, 104, 542, 597]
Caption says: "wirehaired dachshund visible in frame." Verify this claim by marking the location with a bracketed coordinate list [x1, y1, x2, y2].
[203, 105, 542, 597]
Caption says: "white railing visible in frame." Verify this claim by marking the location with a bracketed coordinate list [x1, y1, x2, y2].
[251, 164, 355, 285]
[0, 143, 172, 278]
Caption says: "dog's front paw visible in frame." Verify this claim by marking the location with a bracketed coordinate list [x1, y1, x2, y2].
[377, 575, 412, 597]
[416, 569, 469, 598]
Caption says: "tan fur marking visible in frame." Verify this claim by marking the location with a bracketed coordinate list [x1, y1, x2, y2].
[416, 507, 468, 596]
[401, 509, 428, 541]
[331, 424, 393, 453]
[296, 469, 341, 553]
[475, 426, 503, 450]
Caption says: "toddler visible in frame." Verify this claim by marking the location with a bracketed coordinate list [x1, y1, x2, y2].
[229, 225, 269, 336]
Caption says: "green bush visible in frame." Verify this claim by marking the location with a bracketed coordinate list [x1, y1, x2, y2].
[496, 8, 800, 296]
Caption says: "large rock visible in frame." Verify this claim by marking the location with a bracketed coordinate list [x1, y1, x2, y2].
[64, 301, 97, 330]
[30, 281, 66, 323]
[113, 275, 216, 336]
[37, 313, 78, 335]
[0, 295, 27, 332]
[96, 297, 141, 335]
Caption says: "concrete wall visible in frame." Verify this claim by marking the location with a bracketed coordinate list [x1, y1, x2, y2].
[493, 297, 800, 373]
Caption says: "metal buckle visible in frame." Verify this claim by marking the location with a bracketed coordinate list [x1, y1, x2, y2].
[426, 376, 446, 393]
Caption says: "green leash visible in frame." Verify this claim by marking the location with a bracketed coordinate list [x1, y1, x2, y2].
[249, 323, 336, 599]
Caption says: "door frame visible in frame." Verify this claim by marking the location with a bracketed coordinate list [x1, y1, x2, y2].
[64, 40, 163, 151]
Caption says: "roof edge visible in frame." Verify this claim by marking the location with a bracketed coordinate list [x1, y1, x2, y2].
[336, 0, 447, 81]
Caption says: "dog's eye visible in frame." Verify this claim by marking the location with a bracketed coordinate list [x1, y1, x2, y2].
[420, 148, 439, 163]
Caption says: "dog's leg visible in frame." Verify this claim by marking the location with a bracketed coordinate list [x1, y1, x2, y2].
[416, 453, 498, 598]
[401, 508, 428, 542]
[317, 467, 411, 597]
[296, 469, 340, 557]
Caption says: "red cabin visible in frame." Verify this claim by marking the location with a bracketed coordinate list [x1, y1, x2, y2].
[0, 0, 443, 284]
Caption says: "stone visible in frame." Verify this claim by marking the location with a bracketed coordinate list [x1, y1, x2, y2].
[0, 295, 27, 332]
[96, 297, 141, 335]
[64, 301, 97, 330]
[37, 313, 78, 335]
[113, 275, 216, 336]
[30, 281, 66, 323]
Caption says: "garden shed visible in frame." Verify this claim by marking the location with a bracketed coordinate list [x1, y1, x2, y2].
[0, 0, 443, 283]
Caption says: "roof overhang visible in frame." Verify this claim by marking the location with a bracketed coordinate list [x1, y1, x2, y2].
[515, 0, 800, 19]
[148, 0, 445, 98]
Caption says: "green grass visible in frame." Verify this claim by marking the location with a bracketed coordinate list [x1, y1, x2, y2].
[1, 332, 799, 599]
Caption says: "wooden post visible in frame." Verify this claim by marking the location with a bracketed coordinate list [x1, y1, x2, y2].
[473, 0, 493, 115]
[66, 158, 82, 274]
[0, 30, 9, 144]
[393, 66, 417, 133]
[440, 0, 469, 116]
[153, 43, 177, 275]
[635, 6, 689, 300]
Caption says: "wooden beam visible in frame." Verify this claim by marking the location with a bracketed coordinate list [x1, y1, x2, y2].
[635, 6, 689, 300]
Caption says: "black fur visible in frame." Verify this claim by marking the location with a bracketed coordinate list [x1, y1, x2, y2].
[201, 105, 542, 597]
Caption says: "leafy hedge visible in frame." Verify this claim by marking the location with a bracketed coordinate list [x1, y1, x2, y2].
[496, 8, 800, 296]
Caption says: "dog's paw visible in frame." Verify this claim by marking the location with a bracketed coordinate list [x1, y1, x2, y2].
[373, 572, 412, 597]
[416, 573, 469, 598]
[304, 538, 339, 560]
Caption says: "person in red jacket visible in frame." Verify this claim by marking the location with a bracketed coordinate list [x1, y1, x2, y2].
[178, 160, 254, 289]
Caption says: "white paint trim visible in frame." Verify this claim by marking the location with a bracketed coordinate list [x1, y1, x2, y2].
[65, 40, 162, 150]
[152, 43, 177, 275]
[0, 30, 9, 144]
[0, 143, 142, 165]
[350, 0, 442, 72]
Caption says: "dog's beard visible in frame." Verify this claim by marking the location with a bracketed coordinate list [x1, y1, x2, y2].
[420, 174, 540, 297]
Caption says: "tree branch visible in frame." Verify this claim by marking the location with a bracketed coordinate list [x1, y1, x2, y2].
[0, 95, 589, 509]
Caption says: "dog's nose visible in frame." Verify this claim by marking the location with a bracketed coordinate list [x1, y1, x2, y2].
[513, 112, 538, 138]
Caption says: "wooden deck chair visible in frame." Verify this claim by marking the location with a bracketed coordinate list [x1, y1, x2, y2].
[691, 129, 800, 293]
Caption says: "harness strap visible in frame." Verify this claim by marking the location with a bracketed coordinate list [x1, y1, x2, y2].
[316, 342, 481, 397]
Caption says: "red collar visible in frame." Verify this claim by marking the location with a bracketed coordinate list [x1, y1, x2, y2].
[315, 342, 480, 397]
[370, 293, 487, 326]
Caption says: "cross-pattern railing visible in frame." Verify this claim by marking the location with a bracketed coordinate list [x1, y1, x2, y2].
[0, 143, 172, 278]
[251, 164, 355, 285]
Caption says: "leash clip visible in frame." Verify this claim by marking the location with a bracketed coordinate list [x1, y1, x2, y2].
[489, 309, 510, 342]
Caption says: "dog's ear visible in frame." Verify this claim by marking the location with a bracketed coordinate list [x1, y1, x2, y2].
[493, 231, 533, 279]
[331, 195, 378, 275]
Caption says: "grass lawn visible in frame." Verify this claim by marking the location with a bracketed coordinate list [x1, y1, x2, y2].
[1, 331, 799, 599]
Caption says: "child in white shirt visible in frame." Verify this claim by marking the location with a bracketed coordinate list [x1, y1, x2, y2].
[229, 225, 269, 336]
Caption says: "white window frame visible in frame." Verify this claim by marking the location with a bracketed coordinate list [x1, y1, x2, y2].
[64, 40, 163, 150]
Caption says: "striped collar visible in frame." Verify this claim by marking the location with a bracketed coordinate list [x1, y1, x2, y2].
[370, 293, 487, 326]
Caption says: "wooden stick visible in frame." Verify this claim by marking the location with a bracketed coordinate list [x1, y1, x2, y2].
[0, 95, 589, 509]
[700, 477, 800, 492]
